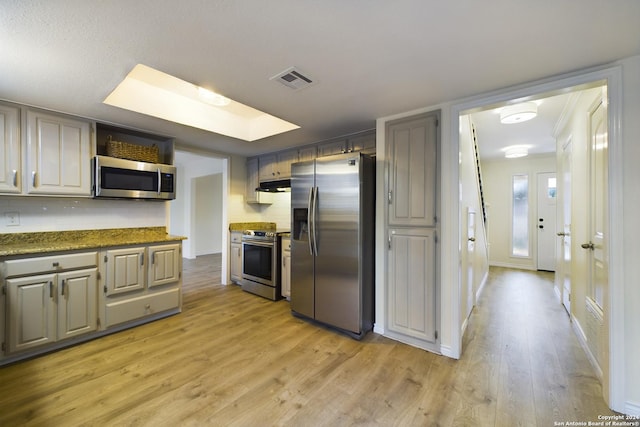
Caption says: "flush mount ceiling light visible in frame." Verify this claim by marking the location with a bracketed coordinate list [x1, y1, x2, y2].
[104, 64, 299, 142]
[504, 146, 529, 158]
[500, 102, 537, 124]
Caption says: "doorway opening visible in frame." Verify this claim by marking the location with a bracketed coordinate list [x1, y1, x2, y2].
[458, 78, 614, 405]
[170, 149, 229, 284]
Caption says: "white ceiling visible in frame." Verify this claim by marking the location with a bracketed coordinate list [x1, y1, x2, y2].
[1, 1, 639, 157]
[469, 91, 576, 160]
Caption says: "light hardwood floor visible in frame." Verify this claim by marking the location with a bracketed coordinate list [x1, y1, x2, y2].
[0, 256, 615, 426]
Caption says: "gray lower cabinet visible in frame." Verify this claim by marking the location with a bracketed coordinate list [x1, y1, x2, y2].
[101, 243, 181, 329]
[1, 241, 182, 364]
[2, 251, 98, 354]
[230, 232, 242, 284]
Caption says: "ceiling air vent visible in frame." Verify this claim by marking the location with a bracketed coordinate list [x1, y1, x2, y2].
[270, 67, 316, 90]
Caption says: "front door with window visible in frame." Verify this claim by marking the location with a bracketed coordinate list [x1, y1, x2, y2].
[537, 172, 557, 271]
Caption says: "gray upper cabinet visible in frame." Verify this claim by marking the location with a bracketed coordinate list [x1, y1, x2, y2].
[0, 103, 21, 194]
[387, 112, 439, 227]
[259, 149, 299, 182]
[26, 109, 93, 196]
[246, 157, 272, 204]
[298, 146, 317, 162]
[317, 138, 348, 157]
[316, 131, 376, 158]
[349, 132, 376, 154]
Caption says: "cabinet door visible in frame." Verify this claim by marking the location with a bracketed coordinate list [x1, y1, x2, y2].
[105, 247, 146, 295]
[258, 153, 278, 182]
[317, 139, 347, 157]
[57, 268, 98, 340]
[349, 132, 376, 154]
[0, 103, 21, 194]
[246, 157, 260, 203]
[6, 273, 57, 353]
[298, 146, 316, 162]
[276, 149, 299, 179]
[26, 109, 92, 196]
[148, 244, 181, 288]
[387, 229, 437, 346]
[387, 112, 438, 227]
[230, 242, 242, 283]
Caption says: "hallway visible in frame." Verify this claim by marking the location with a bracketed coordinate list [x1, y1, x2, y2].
[460, 266, 613, 425]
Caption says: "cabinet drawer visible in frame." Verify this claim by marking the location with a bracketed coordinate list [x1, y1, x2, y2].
[281, 237, 291, 251]
[3, 252, 98, 278]
[104, 288, 180, 328]
[230, 232, 242, 243]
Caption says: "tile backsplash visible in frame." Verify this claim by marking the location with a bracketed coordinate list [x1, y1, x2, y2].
[0, 196, 166, 233]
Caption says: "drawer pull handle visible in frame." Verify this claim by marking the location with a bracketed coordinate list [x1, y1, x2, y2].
[52, 262, 60, 267]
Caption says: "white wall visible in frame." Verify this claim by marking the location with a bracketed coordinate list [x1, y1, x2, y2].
[482, 154, 556, 270]
[0, 196, 166, 233]
[194, 173, 222, 255]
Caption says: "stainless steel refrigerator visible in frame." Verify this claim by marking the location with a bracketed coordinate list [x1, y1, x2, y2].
[290, 152, 374, 338]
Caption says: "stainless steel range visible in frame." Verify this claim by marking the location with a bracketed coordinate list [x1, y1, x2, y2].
[240, 230, 281, 300]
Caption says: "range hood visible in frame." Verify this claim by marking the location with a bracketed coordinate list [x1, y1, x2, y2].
[257, 179, 291, 192]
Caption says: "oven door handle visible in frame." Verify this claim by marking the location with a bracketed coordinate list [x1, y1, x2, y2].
[242, 240, 274, 248]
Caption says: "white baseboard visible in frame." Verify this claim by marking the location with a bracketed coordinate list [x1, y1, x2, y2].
[571, 314, 603, 381]
[553, 285, 561, 302]
[476, 270, 489, 300]
[440, 344, 455, 359]
[489, 261, 536, 271]
[373, 323, 385, 335]
[625, 401, 640, 417]
[461, 317, 469, 338]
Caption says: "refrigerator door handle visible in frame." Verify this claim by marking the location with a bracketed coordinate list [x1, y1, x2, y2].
[307, 187, 314, 256]
[311, 186, 319, 256]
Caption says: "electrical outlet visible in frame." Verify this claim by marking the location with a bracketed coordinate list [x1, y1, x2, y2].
[4, 211, 20, 226]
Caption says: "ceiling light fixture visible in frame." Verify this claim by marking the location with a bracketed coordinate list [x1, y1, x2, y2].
[500, 102, 537, 124]
[103, 64, 299, 142]
[504, 146, 529, 158]
[197, 87, 230, 106]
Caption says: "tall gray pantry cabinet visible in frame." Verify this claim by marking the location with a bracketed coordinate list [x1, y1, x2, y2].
[385, 110, 440, 353]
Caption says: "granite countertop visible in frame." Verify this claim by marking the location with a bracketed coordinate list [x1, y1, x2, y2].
[228, 222, 277, 232]
[0, 227, 186, 257]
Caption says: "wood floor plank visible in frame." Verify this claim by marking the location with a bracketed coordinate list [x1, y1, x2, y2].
[0, 257, 618, 426]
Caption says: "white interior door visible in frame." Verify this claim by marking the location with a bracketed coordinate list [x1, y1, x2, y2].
[537, 172, 557, 271]
[559, 139, 572, 314]
[586, 95, 609, 400]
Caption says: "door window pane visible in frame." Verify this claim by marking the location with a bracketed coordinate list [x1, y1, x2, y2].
[512, 174, 529, 257]
[548, 177, 557, 198]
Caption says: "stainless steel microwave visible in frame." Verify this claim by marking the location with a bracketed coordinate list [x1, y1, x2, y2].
[93, 155, 176, 200]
